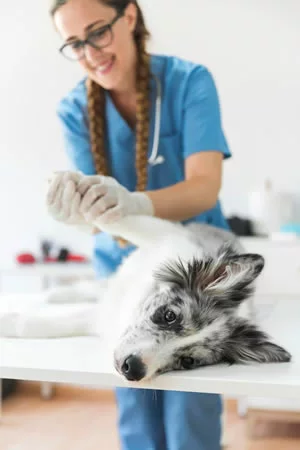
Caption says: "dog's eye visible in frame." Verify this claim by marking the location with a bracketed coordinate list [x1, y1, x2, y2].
[151, 307, 180, 328]
[181, 357, 195, 369]
[164, 310, 177, 324]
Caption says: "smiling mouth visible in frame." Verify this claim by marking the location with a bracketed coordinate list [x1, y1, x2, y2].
[95, 57, 115, 76]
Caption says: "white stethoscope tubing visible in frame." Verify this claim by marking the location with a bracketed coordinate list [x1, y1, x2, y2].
[148, 74, 165, 166]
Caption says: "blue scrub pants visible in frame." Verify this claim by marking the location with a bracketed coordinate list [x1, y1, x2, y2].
[115, 387, 222, 450]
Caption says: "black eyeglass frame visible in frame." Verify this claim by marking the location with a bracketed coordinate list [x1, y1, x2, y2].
[59, 11, 124, 61]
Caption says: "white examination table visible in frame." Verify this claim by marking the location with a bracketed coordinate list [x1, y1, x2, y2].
[0, 292, 299, 401]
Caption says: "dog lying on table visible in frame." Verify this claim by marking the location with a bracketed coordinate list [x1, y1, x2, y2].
[0, 172, 291, 383]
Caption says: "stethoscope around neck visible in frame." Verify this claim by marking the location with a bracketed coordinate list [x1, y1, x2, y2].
[148, 73, 165, 166]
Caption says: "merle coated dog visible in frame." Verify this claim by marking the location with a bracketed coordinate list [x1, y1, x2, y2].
[0, 215, 291, 382]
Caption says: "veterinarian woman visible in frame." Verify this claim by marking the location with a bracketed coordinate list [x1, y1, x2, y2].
[48, 1, 231, 449]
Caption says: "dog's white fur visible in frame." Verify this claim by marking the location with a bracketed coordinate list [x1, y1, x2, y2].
[2, 219, 223, 330]
[0, 214, 290, 383]
[0, 216, 248, 358]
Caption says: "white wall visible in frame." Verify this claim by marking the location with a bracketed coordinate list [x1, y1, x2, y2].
[1, 0, 300, 268]
[141, 0, 300, 217]
[0, 2, 91, 267]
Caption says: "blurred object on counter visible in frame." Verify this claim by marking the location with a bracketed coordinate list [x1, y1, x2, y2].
[280, 223, 300, 235]
[247, 179, 296, 236]
[16, 253, 36, 264]
[41, 240, 52, 261]
[271, 223, 300, 241]
[15, 239, 90, 265]
[227, 216, 255, 236]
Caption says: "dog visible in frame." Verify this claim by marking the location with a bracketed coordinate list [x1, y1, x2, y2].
[0, 213, 291, 382]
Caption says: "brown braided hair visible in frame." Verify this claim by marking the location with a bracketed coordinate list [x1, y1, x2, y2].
[50, 0, 151, 192]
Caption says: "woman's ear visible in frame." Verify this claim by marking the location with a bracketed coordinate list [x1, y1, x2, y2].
[123, 2, 138, 33]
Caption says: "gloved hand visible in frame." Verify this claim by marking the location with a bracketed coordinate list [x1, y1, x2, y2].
[46, 171, 95, 234]
[77, 175, 154, 225]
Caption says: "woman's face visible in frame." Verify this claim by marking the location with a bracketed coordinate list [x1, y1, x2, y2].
[54, 0, 138, 91]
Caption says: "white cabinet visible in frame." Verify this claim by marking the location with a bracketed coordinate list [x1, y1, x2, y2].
[238, 237, 300, 433]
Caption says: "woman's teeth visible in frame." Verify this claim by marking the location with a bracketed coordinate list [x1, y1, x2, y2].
[96, 58, 114, 75]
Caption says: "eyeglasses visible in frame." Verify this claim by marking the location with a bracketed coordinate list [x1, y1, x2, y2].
[59, 11, 124, 61]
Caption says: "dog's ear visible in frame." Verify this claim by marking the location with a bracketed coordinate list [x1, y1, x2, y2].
[222, 319, 291, 364]
[154, 245, 264, 307]
[198, 248, 265, 308]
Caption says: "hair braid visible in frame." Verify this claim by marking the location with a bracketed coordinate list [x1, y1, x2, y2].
[86, 78, 109, 176]
[135, 36, 151, 192]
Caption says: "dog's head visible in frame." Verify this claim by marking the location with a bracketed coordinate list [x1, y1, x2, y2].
[113, 245, 291, 381]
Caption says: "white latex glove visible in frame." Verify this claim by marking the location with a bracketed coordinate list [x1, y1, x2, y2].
[46, 171, 95, 234]
[77, 175, 154, 225]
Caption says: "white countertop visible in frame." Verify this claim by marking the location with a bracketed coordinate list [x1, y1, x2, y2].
[0, 295, 299, 399]
[0, 262, 95, 278]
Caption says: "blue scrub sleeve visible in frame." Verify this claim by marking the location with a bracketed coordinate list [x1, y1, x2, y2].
[182, 66, 231, 159]
[56, 97, 96, 175]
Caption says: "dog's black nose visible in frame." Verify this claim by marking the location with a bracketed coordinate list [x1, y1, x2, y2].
[121, 355, 146, 381]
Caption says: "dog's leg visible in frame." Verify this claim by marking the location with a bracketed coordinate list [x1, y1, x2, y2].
[93, 215, 186, 247]
[0, 304, 96, 338]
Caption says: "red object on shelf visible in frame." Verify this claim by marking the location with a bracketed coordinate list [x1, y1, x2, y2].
[67, 254, 88, 262]
[43, 254, 88, 263]
[44, 257, 57, 263]
[16, 253, 36, 264]
[16, 252, 88, 264]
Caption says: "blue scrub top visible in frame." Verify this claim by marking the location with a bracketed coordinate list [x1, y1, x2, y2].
[57, 53, 232, 277]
